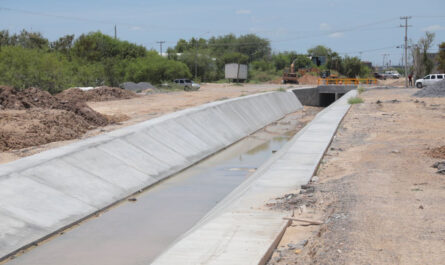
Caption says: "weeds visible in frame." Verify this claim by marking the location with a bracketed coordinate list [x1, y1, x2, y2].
[276, 87, 287, 92]
[348, 97, 364, 104]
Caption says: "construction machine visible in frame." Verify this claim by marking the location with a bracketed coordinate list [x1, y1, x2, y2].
[282, 59, 299, 84]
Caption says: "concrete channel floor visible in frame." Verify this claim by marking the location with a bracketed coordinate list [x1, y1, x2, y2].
[152, 90, 356, 265]
[4, 113, 302, 265]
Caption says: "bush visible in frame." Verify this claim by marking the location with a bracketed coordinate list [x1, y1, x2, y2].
[348, 97, 364, 104]
[124, 52, 191, 84]
[0, 46, 73, 93]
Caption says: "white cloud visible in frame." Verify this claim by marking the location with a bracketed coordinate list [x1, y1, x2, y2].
[422, 24, 445, 32]
[329, 32, 344, 38]
[320, 23, 331, 31]
[236, 9, 251, 15]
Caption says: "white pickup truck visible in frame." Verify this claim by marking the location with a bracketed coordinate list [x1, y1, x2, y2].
[415, 73, 445, 88]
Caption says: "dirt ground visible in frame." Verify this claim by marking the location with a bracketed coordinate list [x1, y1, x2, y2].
[0, 83, 292, 164]
[88, 83, 294, 122]
[268, 88, 445, 265]
[377, 78, 408, 87]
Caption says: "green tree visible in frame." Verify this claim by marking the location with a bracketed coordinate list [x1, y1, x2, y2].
[307, 45, 332, 57]
[124, 51, 191, 84]
[0, 46, 72, 93]
[342, 56, 363, 78]
[220, 52, 249, 64]
[50, 35, 75, 54]
[421, 32, 435, 75]
[72, 32, 146, 61]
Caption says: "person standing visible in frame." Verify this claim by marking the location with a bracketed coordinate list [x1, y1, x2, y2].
[408, 72, 413, 87]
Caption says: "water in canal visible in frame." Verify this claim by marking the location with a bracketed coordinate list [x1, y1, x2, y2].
[5, 110, 311, 265]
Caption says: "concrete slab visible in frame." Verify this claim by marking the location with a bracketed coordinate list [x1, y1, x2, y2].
[151, 90, 357, 265]
[0, 91, 301, 260]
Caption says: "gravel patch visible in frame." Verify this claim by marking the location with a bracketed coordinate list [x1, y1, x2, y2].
[413, 80, 445, 97]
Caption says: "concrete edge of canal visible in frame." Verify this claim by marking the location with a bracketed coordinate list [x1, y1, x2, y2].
[151, 89, 357, 265]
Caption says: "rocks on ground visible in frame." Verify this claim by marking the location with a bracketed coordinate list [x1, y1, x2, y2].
[413, 79, 445, 97]
[427, 145, 445, 159]
[120, 82, 155, 92]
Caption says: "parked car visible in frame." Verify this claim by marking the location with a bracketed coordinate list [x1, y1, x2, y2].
[384, 70, 401, 79]
[373, 72, 386, 80]
[415, 73, 445, 88]
[173, 79, 200, 91]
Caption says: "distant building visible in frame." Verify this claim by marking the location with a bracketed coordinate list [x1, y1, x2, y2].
[310, 56, 327, 66]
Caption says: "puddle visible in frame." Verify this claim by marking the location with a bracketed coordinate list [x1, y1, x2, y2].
[5, 111, 313, 265]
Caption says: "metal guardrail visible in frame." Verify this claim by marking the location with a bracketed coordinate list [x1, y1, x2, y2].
[318, 78, 377, 85]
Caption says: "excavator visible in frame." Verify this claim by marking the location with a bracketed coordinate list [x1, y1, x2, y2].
[282, 59, 299, 84]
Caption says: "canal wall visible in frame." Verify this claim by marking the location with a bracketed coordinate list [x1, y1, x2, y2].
[152, 89, 357, 265]
[0, 91, 302, 260]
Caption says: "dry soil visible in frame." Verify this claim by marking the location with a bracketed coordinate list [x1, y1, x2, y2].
[269, 88, 445, 265]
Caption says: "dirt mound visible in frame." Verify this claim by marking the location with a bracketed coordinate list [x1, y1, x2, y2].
[0, 109, 93, 151]
[413, 80, 445, 97]
[0, 86, 122, 151]
[298, 74, 319, 85]
[427, 145, 445, 159]
[56, 86, 137, 102]
[0, 86, 59, 110]
[59, 101, 109, 126]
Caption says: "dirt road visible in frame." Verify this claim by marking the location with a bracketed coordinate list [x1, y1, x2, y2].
[269, 88, 445, 264]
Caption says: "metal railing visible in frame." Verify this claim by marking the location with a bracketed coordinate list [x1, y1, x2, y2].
[318, 78, 378, 85]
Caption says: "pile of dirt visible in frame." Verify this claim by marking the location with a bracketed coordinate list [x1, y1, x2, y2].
[298, 74, 319, 85]
[56, 86, 137, 102]
[413, 80, 445, 97]
[427, 145, 445, 159]
[0, 86, 118, 152]
[0, 86, 60, 110]
[0, 109, 94, 151]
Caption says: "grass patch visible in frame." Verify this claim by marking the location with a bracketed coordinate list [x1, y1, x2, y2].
[276, 87, 287, 92]
[357, 85, 365, 94]
[348, 97, 364, 104]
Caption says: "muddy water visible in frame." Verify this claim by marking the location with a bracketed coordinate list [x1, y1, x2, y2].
[6, 109, 317, 265]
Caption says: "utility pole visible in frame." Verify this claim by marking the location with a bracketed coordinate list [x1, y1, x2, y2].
[156, 41, 165, 56]
[382, 53, 389, 69]
[114, 25, 117, 39]
[400, 16, 412, 88]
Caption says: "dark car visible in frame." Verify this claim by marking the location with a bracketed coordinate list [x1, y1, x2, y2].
[173, 79, 200, 91]
[373, 72, 386, 80]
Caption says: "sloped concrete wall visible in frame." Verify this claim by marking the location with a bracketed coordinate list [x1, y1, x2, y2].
[0, 91, 302, 260]
[152, 90, 357, 265]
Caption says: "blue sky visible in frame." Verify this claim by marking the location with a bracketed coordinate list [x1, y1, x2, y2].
[0, 0, 444, 66]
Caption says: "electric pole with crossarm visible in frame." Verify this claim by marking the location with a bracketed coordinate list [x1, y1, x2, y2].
[400, 16, 412, 88]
